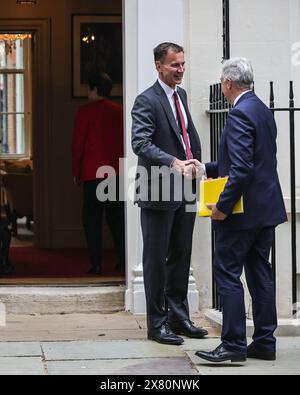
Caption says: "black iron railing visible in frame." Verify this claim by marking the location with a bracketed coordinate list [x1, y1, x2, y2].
[222, 0, 230, 61]
[207, 82, 299, 314]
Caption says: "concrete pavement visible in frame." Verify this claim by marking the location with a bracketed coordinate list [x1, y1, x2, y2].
[0, 312, 299, 375]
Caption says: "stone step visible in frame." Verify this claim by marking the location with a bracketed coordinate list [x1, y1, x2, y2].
[205, 309, 300, 337]
[0, 286, 125, 315]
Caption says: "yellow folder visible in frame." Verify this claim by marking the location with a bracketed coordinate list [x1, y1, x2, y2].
[199, 176, 244, 217]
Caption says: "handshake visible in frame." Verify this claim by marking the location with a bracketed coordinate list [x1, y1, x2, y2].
[172, 159, 206, 180]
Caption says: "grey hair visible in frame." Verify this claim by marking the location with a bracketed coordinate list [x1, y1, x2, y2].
[221, 57, 254, 89]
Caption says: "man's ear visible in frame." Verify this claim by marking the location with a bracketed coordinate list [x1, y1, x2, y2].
[155, 61, 161, 73]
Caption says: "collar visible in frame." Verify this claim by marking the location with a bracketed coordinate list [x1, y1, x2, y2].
[233, 90, 252, 107]
[158, 78, 178, 100]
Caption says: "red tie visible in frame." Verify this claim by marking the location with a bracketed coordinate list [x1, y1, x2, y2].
[173, 91, 193, 160]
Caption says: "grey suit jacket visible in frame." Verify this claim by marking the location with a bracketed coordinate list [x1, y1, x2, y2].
[131, 81, 201, 210]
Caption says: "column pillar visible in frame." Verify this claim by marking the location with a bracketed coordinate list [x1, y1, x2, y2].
[124, 0, 199, 313]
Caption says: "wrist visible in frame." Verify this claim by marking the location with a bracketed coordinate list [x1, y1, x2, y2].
[170, 158, 178, 168]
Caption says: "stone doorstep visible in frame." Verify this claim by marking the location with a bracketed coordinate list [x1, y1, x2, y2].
[205, 309, 300, 337]
[0, 286, 125, 315]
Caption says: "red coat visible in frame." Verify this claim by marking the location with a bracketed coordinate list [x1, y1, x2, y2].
[72, 99, 124, 180]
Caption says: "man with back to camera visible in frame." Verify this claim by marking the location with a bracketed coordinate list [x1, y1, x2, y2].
[131, 42, 208, 345]
[193, 58, 287, 363]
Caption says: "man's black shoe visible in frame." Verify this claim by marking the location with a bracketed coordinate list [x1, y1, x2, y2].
[169, 319, 208, 339]
[195, 344, 246, 363]
[148, 323, 184, 345]
[88, 265, 101, 275]
[247, 343, 276, 361]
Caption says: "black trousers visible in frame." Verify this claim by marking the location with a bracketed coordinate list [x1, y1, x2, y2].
[82, 179, 125, 269]
[141, 204, 196, 330]
[0, 218, 11, 267]
[214, 227, 277, 354]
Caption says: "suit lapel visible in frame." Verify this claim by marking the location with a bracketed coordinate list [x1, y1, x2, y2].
[153, 82, 184, 147]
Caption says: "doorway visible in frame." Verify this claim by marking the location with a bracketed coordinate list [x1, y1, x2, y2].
[0, 18, 125, 285]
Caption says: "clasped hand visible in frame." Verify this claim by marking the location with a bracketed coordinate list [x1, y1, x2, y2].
[172, 159, 206, 180]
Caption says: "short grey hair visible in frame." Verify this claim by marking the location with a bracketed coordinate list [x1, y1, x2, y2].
[221, 57, 254, 89]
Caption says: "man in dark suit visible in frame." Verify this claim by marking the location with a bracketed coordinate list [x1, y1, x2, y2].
[131, 42, 208, 345]
[194, 58, 287, 363]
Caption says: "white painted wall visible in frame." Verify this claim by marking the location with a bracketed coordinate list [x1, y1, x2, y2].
[136, 0, 186, 92]
[123, 0, 140, 308]
[186, 0, 223, 311]
[187, 0, 299, 317]
[290, 0, 300, 281]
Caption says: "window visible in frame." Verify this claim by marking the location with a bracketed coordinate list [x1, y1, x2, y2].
[0, 34, 32, 157]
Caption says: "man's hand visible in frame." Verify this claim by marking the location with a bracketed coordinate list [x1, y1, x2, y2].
[186, 159, 206, 179]
[182, 163, 196, 179]
[172, 159, 195, 177]
[207, 204, 227, 221]
[73, 176, 82, 187]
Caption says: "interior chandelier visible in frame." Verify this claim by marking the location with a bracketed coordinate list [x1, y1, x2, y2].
[16, 0, 37, 4]
[0, 33, 32, 55]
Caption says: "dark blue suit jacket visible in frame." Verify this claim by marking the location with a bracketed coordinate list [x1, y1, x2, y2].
[206, 91, 287, 231]
[132, 81, 201, 210]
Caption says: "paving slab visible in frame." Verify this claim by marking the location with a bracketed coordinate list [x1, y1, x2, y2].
[4, 312, 140, 331]
[1, 313, 298, 375]
[0, 357, 45, 375]
[0, 329, 147, 342]
[46, 357, 198, 376]
[133, 312, 216, 331]
[0, 313, 144, 342]
[0, 342, 42, 357]
[186, 338, 300, 376]
[181, 337, 219, 351]
[1, 313, 217, 342]
[42, 340, 185, 361]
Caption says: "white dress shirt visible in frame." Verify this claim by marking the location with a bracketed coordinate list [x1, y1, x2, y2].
[158, 78, 188, 128]
[158, 78, 191, 157]
[233, 90, 252, 107]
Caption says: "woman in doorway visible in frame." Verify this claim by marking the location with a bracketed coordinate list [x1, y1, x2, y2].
[72, 73, 125, 274]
